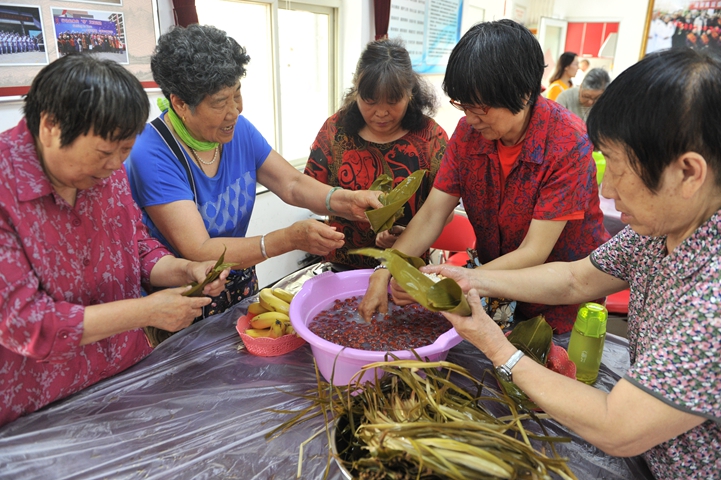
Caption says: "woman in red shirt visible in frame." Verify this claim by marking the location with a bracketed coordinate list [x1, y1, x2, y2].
[360, 20, 609, 333]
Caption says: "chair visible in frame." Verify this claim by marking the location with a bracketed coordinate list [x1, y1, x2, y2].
[430, 213, 476, 266]
[606, 288, 630, 315]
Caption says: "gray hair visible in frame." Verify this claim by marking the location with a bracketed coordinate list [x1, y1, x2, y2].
[581, 68, 611, 91]
[151, 24, 250, 109]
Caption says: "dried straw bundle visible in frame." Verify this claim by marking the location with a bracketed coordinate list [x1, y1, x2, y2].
[268, 357, 576, 480]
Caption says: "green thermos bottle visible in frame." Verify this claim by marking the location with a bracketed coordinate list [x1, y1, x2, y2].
[567, 302, 608, 384]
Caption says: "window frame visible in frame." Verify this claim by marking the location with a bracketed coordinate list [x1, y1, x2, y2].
[275, 0, 340, 165]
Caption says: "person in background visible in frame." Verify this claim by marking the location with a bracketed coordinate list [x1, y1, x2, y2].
[546, 51, 579, 101]
[303, 38, 449, 270]
[125, 25, 382, 320]
[424, 47, 721, 480]
[0, 53, 229, 427]
[359, 20, 609, 333]
[573, 58, 590, 85]
[556, 68, 611, 123]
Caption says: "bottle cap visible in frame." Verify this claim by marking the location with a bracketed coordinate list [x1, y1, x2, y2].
[574, 302, 608, 338]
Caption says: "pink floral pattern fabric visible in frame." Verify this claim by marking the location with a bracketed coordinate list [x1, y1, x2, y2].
[591, 215, 721, 479]
[434, 96, 609, 333]
[0, 119, 169, 427]
[305, 113, 448, 269]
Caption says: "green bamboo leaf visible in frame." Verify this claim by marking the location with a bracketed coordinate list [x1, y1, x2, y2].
[498, 315, 554, 410]
[506, 315, 553, 364]
[365, 170, 427, 233]
[182, 245, 238, 297]
[369, 174, 394, 193]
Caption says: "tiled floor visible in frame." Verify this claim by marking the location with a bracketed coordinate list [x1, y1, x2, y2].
[606, 314, 628, 338]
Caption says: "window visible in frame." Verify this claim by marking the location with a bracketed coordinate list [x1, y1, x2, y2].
[196, 0, 337, 165]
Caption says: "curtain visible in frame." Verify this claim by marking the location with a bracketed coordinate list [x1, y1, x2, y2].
[374, 0, 391, 40]
[172, 0, 198, 27]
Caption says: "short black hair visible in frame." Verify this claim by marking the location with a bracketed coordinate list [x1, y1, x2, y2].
[339, 38, 437, 134]
[587, 48, 721, 191]
[24, 53, 148, 147]
[443, 19, 545, 114]
[151, 24, 250, 109]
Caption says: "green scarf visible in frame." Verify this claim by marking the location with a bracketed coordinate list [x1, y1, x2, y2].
[157, 97, 219, 151]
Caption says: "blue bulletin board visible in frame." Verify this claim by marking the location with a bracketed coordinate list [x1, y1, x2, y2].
[387, 0, 462, 74]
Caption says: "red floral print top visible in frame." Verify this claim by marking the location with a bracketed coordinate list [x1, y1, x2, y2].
[434, 96, 609, 332]
[0, 119, 169, 427]
[305, 113, 448, 269]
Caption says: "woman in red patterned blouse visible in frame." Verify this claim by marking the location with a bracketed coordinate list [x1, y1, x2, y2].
[360, 20, 609, 333]
[304, 38, 449, 270]
[0, 54, 228, 427]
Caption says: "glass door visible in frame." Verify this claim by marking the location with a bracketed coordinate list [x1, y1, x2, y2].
[537, 16, 568, 86]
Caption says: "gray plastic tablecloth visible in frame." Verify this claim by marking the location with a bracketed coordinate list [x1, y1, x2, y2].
[0, 266, 654, 480]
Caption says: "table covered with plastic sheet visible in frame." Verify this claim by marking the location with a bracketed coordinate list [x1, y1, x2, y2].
[0, 265, 655, 480]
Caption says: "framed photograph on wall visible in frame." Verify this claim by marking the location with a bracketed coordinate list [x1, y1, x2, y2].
[0, 4, 49, 66]
[0, 0, 159, 97]
[51, 7, 128, 63]
[641, 0, 721, 57]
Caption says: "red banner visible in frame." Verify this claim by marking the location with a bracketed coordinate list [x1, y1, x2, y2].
[689, 1, 721, 9]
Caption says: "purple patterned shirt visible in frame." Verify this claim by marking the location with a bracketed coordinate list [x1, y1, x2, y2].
[591, 214, 721, 479]
[0, 119, 168, 426]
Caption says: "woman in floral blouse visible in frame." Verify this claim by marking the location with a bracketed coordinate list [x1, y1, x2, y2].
[0, 54, 228, 427]
[304, 38, 449, 270]
[425, 48, 721, 479]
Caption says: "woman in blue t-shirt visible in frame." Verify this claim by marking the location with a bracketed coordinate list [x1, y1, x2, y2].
[125, 25, 381, 329]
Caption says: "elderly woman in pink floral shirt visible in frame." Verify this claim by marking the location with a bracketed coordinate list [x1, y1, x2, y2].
[0, 54, 228, 427]
[424, 48, 721, 478]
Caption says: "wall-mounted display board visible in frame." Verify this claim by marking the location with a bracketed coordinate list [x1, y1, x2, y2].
[387, 0, 462, 74]
[0, 0, 158, 96]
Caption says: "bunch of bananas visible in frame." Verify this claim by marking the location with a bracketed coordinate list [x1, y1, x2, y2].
[244, 288, 298, 338]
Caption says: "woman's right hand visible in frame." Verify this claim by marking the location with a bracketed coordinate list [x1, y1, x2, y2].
[421, 263, 479, 293]
[285, 219, 345, 256]
[358, 269, 391, 321]
[145, 286, 212, 332]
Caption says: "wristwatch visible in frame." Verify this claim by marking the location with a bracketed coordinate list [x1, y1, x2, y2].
[495, 350, 525, 382]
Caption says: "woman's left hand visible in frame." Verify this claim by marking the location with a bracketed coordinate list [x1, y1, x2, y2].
[188, 260, 230, 297]
[441, 289, 510, 364]
[375, 225, 405, 248]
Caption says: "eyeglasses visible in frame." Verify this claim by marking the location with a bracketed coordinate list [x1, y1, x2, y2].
[579, 89, 603, 103]
[449, 99, 491, 116]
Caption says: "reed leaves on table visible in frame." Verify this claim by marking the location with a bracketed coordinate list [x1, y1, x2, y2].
[268, 356, 576, 480]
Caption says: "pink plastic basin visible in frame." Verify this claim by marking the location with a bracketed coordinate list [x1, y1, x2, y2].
[289, 269, 463, 385]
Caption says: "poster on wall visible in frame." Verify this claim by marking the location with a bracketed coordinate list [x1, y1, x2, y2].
[51, 8, 127, 63]
[643, 0, 721, 56]
[0, 4, 48, 66]
[387, 0, 462, 74]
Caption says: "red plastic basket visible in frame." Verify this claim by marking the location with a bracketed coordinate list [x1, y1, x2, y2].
[236, 314, 306, 357]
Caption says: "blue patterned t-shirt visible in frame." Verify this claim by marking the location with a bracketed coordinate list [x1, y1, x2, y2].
[591, 214, 721, 479]
[125, 114, 272, 256]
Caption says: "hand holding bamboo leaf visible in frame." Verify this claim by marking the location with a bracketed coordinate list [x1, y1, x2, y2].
[181, 246, 237, 297]
[351, 247, 471, 315]
[365, 170, 427, 233]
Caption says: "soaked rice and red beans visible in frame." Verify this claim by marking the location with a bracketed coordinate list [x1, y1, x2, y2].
[309, 295, 452, 351]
